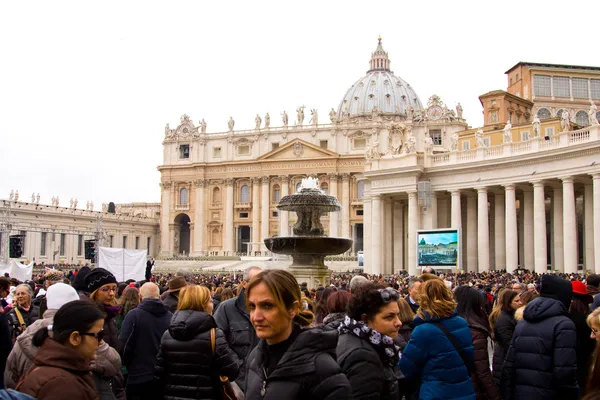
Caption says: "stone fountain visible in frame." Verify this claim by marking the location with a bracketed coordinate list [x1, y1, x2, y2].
[264, 177, 353, 288]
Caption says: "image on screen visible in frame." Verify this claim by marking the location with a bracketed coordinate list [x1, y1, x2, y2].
[417, 230, 459, 267]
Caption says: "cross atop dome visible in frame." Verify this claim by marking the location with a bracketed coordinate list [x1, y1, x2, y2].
[368, 36, 391, 72]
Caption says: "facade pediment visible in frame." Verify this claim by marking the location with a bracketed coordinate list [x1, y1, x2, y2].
[257, 139, 339, 161]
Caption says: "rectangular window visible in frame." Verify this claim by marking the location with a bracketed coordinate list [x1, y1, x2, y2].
[239, 212, 249, 218]
[462, 141, 470, 150]
[271, 142, 279, 150]
[237, 145, 250, 155]
[319, 140, 328, 149]
[147, 237, 151, 250]
[591, 79, 600, 99]
[483, 138, 491, 147]
[122, 236, 127, 249]
[429, 129, 442, 145]
[545, 127, 555, 137]
[534, 75, 551, 97]
[135, 237, 140, 250]
[109, 235, 114, 248]
[521, 131, 530, 141]
[552, 76, 570, 98]
[356, 209, 364, 216]
[40, 232, 46, 256]
[273, 188, 281, 203]
[179, 144, 190, 159]
[572, 78, 589, 99]
[213, 147, 222, 158]
[77, 235, 83, 256]
[60, 233, 65, 256]
[272, 211, 279, 217]
[353, 138, 366, 149]
[20, 231, 26, 254]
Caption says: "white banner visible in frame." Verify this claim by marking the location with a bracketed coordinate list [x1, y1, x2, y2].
[97, 247, 147, 282]
[0, 261, 34, 281]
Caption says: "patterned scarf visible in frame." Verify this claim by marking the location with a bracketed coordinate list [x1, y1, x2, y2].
[338, 315, 401, 366]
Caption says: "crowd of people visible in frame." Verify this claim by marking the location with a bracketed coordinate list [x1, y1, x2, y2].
[0, 264, 598, 399]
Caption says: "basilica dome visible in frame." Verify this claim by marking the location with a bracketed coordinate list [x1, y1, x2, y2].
[337, 38, 423, 119]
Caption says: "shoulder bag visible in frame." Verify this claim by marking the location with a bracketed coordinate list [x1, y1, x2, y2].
[210, 328, 239, 400]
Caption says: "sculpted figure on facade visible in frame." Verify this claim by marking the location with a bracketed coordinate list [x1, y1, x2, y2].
[70, 198, 74, 208]
[297, 106, 305, 125]
[532, 115, 541, 137]
[456, 103, 463, 120]
[200, 119, 207, 134]
[9, 190, 14, 201]
[450, 131, 459, 151]
[255, 114, 262, 130]
[407, 105, 414, 120]
[164, 123, 170, 137]
[55, 196, 59, 206]
[14, 191, 19, 201]
[281, 111, 288, 126]
[310, 109, 318, 126]
[36, 193, 40, 204]
[503, 120, 513, 143]
[404, 130, 416, 154]
[329, 108, 337, 123]
[387, 124, 403, 155]
[89, 201, 93, 211]
[475, 129, 487, 148]
[102, 203, 108, 212]
[31, 193, 35, 203]
[228, 117, 235, 131]
[560, 110, 571, 132]
[590, 100, 599, 125]
[423, 134, 434, 154]
[173, 231, 180, 255]
[73, 199, 78, 209]
[264, 113, 270, 129]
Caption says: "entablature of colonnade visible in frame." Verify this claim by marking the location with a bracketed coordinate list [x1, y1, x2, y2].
[365, 125, 600, 193]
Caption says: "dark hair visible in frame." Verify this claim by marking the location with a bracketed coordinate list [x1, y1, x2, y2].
[501, 290, 519, 313]
[454, 286, 490, 331]
[0, 277, 10, 293]
[315, 287, 336, 324]
[32, 300, 105, 347]
[326, 290, 352, 315]
[347, 281, 389, 321]
[588, 274, 600, 289]
[117, 282, 128, 298]
[570, 295, 592, 316]
[518, 290, 538, 306]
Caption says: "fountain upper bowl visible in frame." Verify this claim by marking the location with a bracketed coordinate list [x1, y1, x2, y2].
[264, 236, 353, 256]
[277, 188, 341, 212]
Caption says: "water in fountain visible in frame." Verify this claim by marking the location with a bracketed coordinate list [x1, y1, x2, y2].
[264, 177, 353, 288]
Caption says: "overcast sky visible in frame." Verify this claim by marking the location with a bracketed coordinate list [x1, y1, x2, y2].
[1, 0, 597, 209]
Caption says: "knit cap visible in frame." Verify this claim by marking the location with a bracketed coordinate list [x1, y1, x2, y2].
[46, 283, 80, 310]
[85, 268, 117, 294]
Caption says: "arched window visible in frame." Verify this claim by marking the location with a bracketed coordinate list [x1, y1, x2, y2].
[537, 108, 551, 120]
[556, 109, 565, 120]
[272, 184, 281, 203]
[576, 110, 589, 126]
[296, 182, 302, 192]
[179, 188, 189, 205]
[357, 181, 365, 200]
[212, 187, 221, 204]
[320, 182, 329, 195]
[240, 185, 250, 203]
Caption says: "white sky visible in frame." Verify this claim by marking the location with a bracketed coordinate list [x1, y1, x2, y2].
[1, 0, 597, 209]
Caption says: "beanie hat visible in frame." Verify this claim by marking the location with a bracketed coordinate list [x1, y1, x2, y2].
[46, 283, 80, 310]
[44, 269, 65, 283]
[85, 268, 117, 294]
[540, 274, 573, 311]
[72, 266, 91, 292]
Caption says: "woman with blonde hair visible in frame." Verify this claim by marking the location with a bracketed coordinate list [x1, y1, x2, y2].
[587, 307, 600, 342]
[245, 269, 351, 399]
[398, 278, 475, 399]
[155, 284, 239, 399]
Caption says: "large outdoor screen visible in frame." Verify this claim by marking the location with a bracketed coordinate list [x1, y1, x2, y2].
[417, 229, 459, 267]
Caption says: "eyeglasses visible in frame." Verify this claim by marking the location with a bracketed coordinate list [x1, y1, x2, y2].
[592, 328, 599, 335]
[81, 330, 104, 342]
[378, 288, 400, 303]
[100, 287, 117, 293]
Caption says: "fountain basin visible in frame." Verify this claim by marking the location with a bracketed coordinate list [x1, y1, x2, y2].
[264, 236, 352, 256]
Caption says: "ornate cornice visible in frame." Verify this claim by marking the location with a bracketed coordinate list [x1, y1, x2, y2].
[261, 176, 270, 184]
[193, 179, 208, 188]
[279, 175, 290, 183]
[160, 182, 172, 189]
[341, 173, 351, 182]
[327, 173, 338, 180]
[224, 178, 235, 186]
[252, 177, 262, 185]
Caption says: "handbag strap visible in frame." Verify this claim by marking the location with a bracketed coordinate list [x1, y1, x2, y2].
[14, 307, 27, 332]
[430, 321, 472, 375]
[210, 328, 216, 355]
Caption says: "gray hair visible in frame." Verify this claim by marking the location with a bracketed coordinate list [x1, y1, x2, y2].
[244, 266, 262, 282]
[408, 278, 423, 290]
[15, 284, 33, 297]
[349, 275, 368, 292]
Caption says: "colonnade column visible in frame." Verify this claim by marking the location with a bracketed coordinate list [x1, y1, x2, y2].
[159, 182, 171, 257]
[371, 194, 382, 275]
[450, 190, 462, 269]
[328, 174, 339, 237]
[533, 181, 547, 273]
[407, 191, 419, 276]
[393, 201, 404, 273]
[562, 177, 578, 273]
[280, 176, 289, 237]
[192, 179, 206, 256]
[252, 177, 260, 253]
[593, 174, 600, 273]
[363, 194, 372, 273]
[466, 192, 478, 272]
[504, 184, 518, 272]
[584, 183, 595, 271]
[224, 178, 234, 254]
[384, 198, 393, 273]
[341, 174, 350, 238]
[552, 186, 564, 271]
[494, 192, 505, 270]
[477, 188, 490, 272]
[523, 187, 534, 269]
[261, 176, 270, 245]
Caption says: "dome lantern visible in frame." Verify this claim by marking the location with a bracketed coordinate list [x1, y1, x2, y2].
[368, 36, 391, 73]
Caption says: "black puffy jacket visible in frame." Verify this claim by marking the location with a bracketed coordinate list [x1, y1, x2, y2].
[491, 309, 515, 387]
[501, 297, 578, 400]
[245, 326, 352, 400]
[155, 310, 240, 400]
[338, 331, 399, 400]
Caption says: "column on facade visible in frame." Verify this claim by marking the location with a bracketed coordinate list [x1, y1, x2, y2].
[261, 176, 270, 246]
[192, 180, 206, 256]
[328, 174, 339, 237]
[371, 194, 382, 275]
[450, 190, 462, 269]
[552, 186, 564, 271]
[341, 174, 350, 238]
[424, 192, 438, 229]
[159, 182, 171, 256]
[407, 191, 419, 276]
[363, 194, 372, 273]
[593, 174, 600, 274]
[279, 176, 290, 237]
[224, 179, 234, 254]
[393, 201, 404, 273]
[523, 186, 534, 269]
[477, 188, 490, 272]
[383, 198, 393, 273]
[494, 192, 506, 270]
[562, 177, 578, 273]
[466, 192, 478, 272]
[252, 177, 261, 253]
[533, 181, 547, 273]
[505, 184, 519, 272]
[584, 183, 595, 271]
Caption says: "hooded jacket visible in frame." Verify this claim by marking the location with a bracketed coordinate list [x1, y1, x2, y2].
[491, 309, 516, 387]
[117, 298, 172, 385]
[155, 310, 240, 400]
[466, 319, 500, 400]
[18, 338, 98, 400]
[501, 296, 578, 400]
[245, 326, 352, 400]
